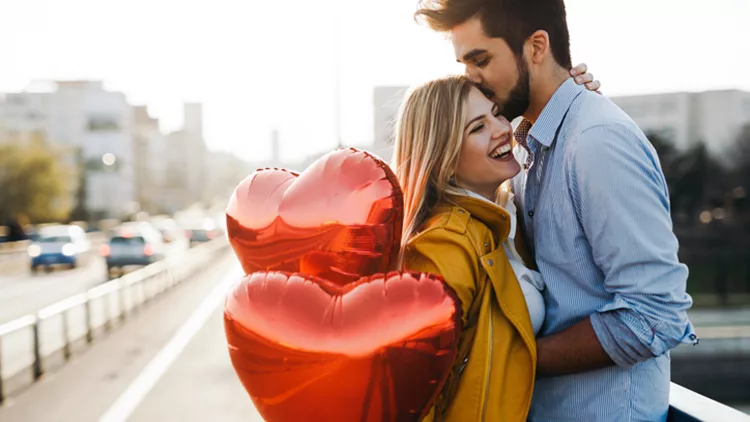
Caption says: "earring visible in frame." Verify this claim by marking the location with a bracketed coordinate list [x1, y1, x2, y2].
[449, 175, 456, 185]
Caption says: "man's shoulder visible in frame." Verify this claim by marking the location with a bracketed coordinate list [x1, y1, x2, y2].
[573, 91, 641, 130]
[564, 92, 649, 150]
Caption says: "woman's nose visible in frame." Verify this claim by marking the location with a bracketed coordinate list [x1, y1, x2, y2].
[490, 117, 511, 138]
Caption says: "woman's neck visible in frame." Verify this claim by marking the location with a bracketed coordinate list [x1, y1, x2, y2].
[455, 182, 512, 208]
[456, 183, 496, 203]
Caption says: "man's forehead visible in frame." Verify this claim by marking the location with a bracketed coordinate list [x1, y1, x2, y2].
[449, 18, 490, 62]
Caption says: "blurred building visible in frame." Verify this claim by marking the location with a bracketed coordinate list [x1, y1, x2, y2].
[0, 81, 136, 220]
[133, 106, 169, 214]
[204, 150, 252, 201]
[611, 89, 750, 153]
[162, 103, 209, 213]
[372, 85, 750, 159]
[268, 128, 283, 168]
[372, 86, 409, 163]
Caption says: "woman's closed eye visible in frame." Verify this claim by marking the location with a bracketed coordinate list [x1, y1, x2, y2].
[475, 57, 490, 68]
[470, 121, 485, 134]
[470, 108, 503, 134]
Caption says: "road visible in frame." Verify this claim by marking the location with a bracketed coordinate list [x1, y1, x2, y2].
[0, 242, 191, 325]
[0, 252, 263, 422]
[0, 257, 108, 324]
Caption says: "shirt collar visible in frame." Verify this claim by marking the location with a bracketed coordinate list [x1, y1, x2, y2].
[528, 77, 586, 147]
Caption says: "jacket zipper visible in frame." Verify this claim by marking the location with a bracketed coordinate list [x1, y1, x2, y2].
[481, 303, 493, 421]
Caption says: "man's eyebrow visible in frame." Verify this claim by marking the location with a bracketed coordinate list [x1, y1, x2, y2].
[458, 49, 487, 63]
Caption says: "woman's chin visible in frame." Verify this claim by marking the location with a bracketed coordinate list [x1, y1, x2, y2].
[495, 159, 522, 182]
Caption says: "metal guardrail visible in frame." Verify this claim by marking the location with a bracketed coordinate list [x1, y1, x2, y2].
[669, 383, 750, 421]
[0, 237, 229, 404]
[0, 232, 107, 275]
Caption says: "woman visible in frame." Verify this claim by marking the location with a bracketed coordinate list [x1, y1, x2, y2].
[392, 66, 598, 421]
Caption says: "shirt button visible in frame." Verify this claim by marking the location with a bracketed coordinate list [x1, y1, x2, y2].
[528, 211, 535, 218]
[487, 259, 494, 266]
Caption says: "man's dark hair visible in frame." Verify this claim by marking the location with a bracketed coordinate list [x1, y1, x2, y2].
[415, 0, 573, 69]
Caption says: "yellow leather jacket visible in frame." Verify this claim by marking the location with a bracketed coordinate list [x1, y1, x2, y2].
[404, 194, 537, 422]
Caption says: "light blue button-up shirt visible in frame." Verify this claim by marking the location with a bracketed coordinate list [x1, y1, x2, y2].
[510, 78, 698, 422]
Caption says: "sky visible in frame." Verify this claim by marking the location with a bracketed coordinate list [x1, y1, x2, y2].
[1, 0, 749, 163]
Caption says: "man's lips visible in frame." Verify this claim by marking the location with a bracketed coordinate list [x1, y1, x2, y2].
[477, 84, 495, 100]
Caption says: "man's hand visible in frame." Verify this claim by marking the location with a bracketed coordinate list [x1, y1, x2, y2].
[536, 317, 614, 377]
[570, 63, 602, 94]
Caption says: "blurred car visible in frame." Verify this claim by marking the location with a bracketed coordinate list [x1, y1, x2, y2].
[100, 225, 166, 273]
[112, 221, 161, 238]
[184, 219, 221, 247]
[149, 217, 188, 250]
[28, 225, 91, 271]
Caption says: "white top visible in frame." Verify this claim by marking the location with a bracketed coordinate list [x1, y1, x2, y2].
[463, 190, 546, 335]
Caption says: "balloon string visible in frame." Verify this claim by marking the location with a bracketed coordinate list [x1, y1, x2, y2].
[359, 354, 383, 422]
[380, 354, 393, 422]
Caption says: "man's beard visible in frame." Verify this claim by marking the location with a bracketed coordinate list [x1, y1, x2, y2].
[479, 56, 531, 120]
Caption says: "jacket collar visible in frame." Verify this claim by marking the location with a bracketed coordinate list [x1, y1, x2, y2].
[442, 193, 512, 244]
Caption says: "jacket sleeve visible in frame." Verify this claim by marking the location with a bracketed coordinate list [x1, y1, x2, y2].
[403, 227, 479, 326]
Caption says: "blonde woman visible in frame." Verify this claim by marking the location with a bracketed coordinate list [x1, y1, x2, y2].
[393, 67, 598, 421]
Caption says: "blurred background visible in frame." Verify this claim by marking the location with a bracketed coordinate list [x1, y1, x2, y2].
[0, 0, 748, 420]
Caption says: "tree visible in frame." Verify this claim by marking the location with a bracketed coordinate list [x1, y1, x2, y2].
[646, 132, 730, 227]
[728, 124, 750, 225]
[731, 124, 750, 186]
[0, 142, 72, 224]
[646, 132, 680, 201]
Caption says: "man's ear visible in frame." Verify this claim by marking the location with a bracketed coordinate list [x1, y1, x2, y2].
[526, 30, 551, 65]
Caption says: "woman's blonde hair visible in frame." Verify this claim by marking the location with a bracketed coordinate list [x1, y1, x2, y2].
[392, 75, 511, 265]
[392, 75, 474, 257]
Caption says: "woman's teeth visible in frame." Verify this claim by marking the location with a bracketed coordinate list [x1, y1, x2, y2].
[490, 143, 512, 159]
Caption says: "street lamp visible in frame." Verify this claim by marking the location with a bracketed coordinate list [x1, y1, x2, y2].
[100, 153, 117, 219]
[102, 153, 116, 167]
[333, 0, 342, 149]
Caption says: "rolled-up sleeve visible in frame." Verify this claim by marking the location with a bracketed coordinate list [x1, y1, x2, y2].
[569, 123, 698, 369]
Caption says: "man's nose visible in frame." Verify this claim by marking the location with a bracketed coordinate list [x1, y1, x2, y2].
[465, 66, 482, 84]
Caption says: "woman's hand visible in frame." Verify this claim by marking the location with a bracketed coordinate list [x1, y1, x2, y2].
[570, 63, 601, 94]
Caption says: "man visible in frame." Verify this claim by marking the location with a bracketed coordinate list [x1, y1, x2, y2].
[415, 0, 698, 421]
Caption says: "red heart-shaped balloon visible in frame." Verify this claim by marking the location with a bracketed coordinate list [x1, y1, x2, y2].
[224, 271, 461, 422]
[226, 148, 403, 286]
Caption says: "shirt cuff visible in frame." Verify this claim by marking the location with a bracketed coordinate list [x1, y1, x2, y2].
[590, 311, 654, 368]
[591, 310, 699, 369]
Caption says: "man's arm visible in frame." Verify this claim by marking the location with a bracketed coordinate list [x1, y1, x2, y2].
[536, 123, 697, 377]
[537, 318, 613, 377]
